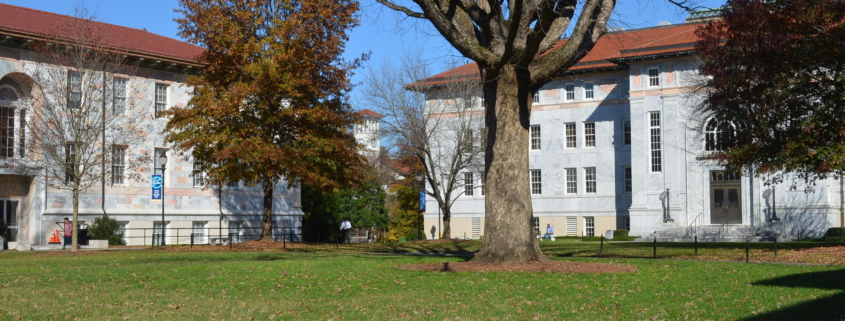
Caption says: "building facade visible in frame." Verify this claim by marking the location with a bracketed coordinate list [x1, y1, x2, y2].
[0, 4, 302, 248]
[420, 15, 842, 241]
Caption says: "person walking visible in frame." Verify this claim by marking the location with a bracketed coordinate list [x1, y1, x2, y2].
[63, 217, 72, 250]
[340, 218, 352, 244]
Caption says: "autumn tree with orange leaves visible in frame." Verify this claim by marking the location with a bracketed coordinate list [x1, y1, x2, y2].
[166, 0, 367, 241]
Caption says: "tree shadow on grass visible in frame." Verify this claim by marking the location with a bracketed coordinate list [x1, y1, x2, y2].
[742, 268, 845, 321]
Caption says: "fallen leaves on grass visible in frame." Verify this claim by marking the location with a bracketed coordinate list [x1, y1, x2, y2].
[397, 261, 637, 274]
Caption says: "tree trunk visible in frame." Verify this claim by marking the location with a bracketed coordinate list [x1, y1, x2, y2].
[72, 185, 79, 252]
[260, 177, 274, 241]
[442, 205, 451, 239]
[472, 64, 545, 263]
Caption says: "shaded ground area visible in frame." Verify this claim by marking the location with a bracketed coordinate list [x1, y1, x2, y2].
[398, 260, 637, 273]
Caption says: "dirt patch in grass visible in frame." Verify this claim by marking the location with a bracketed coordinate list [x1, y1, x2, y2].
[398, 260, 637, 274]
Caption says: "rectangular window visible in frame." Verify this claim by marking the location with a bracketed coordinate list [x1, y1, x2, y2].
[532, 93, 539, 103]
[584, 83, 594, 99]
[533, 217, 540, 236]
[193, 161, 206, 187]
[18, 109, 25, 158]
[565, 123, 576, 148]
[624, 216, 631, 230]
[624, 166, 632, 193]
[585, 217, 595, 236]
[229, 221, 242, 243]
[585, 167, 596, 193]
[649, 112, 662, 172]
[480, 171, 486, 196]
[463, 172, 474, 196]
[530, 170, 542, 195]
[227, 181, 239, 189]
[584, 122, 596, 148]
[153, 222, 165, 246]
[0, 107, 14, 158]
[111, 146, 126, 185]
[68, 72, 82, 109]
[648, 68, 660, 87]
[193, 222, 206, 244]
[65, 143, 76, 183]
[153, 148, 167, 177]
[566, 168, 577, 194]
[1, 200, 19, 242]
[530, 125, 541, 151]
[155, 84, 168, 118]
[623, 119, 631, 145]
[462, 129, 474, 154]
[113, 78, 127, 114]
[622, 77, 630, 96]
[565, 84, 575, 101]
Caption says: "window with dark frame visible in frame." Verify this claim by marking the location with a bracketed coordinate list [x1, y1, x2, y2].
[585, 217, 595, 236]
[650, 112, 662, 172]
[0, 106, 14, 158]
[623, 119, 631, 145]
[155, 84, 167, 118]
[113, 78, 127, 114]
[464, 172, 474, 196]
[565, 123, 576, 148]
[112, 146, 126, 185]
[648, 68, 660, 87]
[585, 82, 594, 99]
[585, 167, 596, 193]
[530, 125, 540, 151]
[68, 72, 82, 109]
[585, 122, 596, 147]
[530, 170, 542, 195]
[480, 171, 485, 196]
[193, 161, 206, 187]
[532, 93, 539, 103]
[624, 166, 632, 193]
[566, 168, 577, 194]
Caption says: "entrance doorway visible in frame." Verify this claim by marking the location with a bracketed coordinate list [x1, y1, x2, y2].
[709, 171, 742, 224]
[1, 200, 19, 241]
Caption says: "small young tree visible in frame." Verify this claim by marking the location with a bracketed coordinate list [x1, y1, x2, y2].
[88, 214, 126, 245]
[361, 54, 484, 238]
[10, 8, 150, 251]
[168, 0, 367, 241]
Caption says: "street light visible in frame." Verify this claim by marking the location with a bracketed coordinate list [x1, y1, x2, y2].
[159, 152, 167, 247]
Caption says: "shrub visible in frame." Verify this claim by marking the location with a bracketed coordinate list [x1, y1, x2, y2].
[405, 228, 426, 241]
[613, 229, 629, 238]
[88, 214, 125, 246]
[826, 227, 845, 242]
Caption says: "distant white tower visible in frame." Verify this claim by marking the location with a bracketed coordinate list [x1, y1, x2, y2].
[354, 109, 383, 161]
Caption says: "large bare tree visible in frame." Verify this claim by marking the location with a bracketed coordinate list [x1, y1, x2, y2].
[377, 0, 615, 262]
[10, 9, 150, 251]
[361, 54, 484, 239]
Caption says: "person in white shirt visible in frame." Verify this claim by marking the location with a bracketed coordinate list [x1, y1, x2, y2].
[340, 219, 352, 243]
[543, 224, 554, 240]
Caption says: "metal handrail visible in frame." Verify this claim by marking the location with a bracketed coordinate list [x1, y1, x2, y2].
[685, 213, 702, 238]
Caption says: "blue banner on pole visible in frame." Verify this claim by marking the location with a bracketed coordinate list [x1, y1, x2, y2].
[151, 175, 162, 202]
[419, 191, 426, 211]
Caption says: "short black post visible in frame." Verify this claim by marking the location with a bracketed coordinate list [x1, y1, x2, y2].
[599, 235, 604, 256]
[177, 229, 180, 245]
[774, 236, 778, 258]
[335, 231, 339, 249]
[283, 234, 286, 249]
[144, 229, 146, 246]
[694, 235, 698, 256]
[230, 234, 233, 250]
[653, 238, 657, 259]
[745, 240, 750, 263]
[190, 233, 194, 249]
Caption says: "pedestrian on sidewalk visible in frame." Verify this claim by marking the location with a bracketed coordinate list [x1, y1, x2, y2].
[340, 218, 352, 244]
[63, 218, 72, 250]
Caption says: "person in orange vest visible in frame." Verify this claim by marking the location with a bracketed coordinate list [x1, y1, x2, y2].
[63, 217, 72, 250]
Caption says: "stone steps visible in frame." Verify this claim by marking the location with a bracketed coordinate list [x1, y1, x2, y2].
[641, 223, 792, 242]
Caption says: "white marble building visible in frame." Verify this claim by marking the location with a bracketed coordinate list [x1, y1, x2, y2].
[419, 15, 842, 241]
[0, 4, 302, 248]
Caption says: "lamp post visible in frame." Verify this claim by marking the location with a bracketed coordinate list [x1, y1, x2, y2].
[159, 153, 167, 247]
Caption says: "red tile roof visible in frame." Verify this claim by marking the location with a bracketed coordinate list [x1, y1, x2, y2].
[412, 22, 706, 87]
[357, 109, 384, 118]
[0, 3, 204, 63]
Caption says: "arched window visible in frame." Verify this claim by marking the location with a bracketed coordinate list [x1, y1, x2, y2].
[705, 118, 736, 152]
[0, 77, 25, 159]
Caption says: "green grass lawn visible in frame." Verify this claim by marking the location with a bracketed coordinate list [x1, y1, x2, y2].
[1, 249, 843, 320]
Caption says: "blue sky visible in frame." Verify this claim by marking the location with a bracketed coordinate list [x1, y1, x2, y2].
[2, 0, 726, 107]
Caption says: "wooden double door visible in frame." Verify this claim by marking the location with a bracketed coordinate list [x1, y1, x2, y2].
[710, 171, 742, 224]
